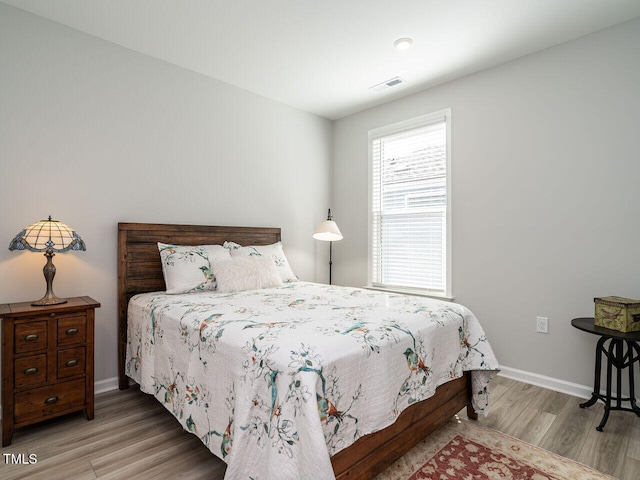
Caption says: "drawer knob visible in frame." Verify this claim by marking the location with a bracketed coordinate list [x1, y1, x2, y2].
[44, 396, 59, 405]
[24, 367, 39, 375]
[50, 312, 56, 318]
[65, 359, 78, 367]
[24, 333, 39, 341]
[66, 327, 79, 335]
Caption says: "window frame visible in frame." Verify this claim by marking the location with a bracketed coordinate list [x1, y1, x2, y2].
[367, 109, 452, 299]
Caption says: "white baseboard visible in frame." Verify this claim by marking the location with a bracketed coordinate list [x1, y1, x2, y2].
[498, 365, 593, 400]
[94, 369, 595, 400]
[95, 376, 121, 395]
[95, 365, 593, 398]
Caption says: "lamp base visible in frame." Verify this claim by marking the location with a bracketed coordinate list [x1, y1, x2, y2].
[32, 250, 67, 306]
[32, 294, 67, 307]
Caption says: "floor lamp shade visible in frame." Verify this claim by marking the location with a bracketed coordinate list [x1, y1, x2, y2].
[9, 216, 86, 306]
[313, 209, 342, 284]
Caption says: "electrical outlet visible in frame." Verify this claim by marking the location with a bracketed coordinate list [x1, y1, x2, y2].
[536, 316, 549, 334]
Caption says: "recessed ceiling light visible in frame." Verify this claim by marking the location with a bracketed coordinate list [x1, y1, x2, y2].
[394, 38, 413, 50]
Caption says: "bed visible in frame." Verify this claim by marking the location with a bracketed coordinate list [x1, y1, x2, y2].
[117, 222, 498, 480]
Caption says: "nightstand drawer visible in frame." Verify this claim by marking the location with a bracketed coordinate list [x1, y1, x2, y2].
[57, 347, 86, 379]
[14, 354, 47, 388]
[14, 322, 48, 354]
[57, 315, 86, 346]
[14, 378, 85, 424]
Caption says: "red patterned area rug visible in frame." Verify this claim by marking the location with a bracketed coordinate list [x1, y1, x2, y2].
[376, 418, 615, 480]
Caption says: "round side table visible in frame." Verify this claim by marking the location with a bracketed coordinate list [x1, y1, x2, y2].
[571, 317, 640, 431]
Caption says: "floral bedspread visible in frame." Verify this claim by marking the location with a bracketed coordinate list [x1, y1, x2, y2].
[125, 282, 499, 480]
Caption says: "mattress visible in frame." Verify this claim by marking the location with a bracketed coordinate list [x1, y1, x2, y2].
[125, 281, 498, 479]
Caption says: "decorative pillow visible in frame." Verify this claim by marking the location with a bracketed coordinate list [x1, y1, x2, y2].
[211, 256, 283, 293]
[224, 241, 297, 283]
[223, 241, 242, 251]
[158, 243, 230, 294]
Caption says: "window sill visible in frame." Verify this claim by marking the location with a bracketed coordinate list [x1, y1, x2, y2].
[364, 285, 454, 302]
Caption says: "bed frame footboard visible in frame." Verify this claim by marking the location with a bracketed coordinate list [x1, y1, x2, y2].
[331, 373, 474, 480]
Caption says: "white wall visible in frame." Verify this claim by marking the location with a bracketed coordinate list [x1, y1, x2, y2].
[0, 4, 333, 386]
[333, 18, 640, 389]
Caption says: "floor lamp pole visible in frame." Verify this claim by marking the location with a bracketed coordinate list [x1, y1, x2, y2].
[313, 208, 342, 286]
[329, 241, 333, 285]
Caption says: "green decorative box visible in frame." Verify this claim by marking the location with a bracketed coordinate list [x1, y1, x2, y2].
[594, 296, 640, 332]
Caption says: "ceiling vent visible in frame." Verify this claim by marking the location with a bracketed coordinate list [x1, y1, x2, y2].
[370, 77, 405, 92]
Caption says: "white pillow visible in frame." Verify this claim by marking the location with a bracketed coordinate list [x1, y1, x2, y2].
[158, 243, 230, 294]
[224, 241, 297, 283]
[211, 256, 283, 293]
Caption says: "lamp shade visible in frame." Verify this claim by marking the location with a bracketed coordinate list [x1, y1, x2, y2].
[9, 216, 86, 253]
[313, 220, 343, 242]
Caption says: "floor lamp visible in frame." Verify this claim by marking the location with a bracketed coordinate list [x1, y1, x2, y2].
[313, 209, 343, 285]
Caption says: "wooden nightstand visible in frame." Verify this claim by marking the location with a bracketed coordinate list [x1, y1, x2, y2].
[1, 296, 100, 446]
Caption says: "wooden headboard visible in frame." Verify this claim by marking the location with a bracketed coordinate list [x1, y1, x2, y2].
[117, 222, 281, 389]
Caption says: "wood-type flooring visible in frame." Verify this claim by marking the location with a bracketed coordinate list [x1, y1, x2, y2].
[2, 375, 638, 479]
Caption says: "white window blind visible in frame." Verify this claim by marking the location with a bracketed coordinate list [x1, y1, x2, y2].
[369, 111, 451, 297]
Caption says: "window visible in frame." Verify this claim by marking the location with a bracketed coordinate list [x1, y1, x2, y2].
[368, 109, 451, 298]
